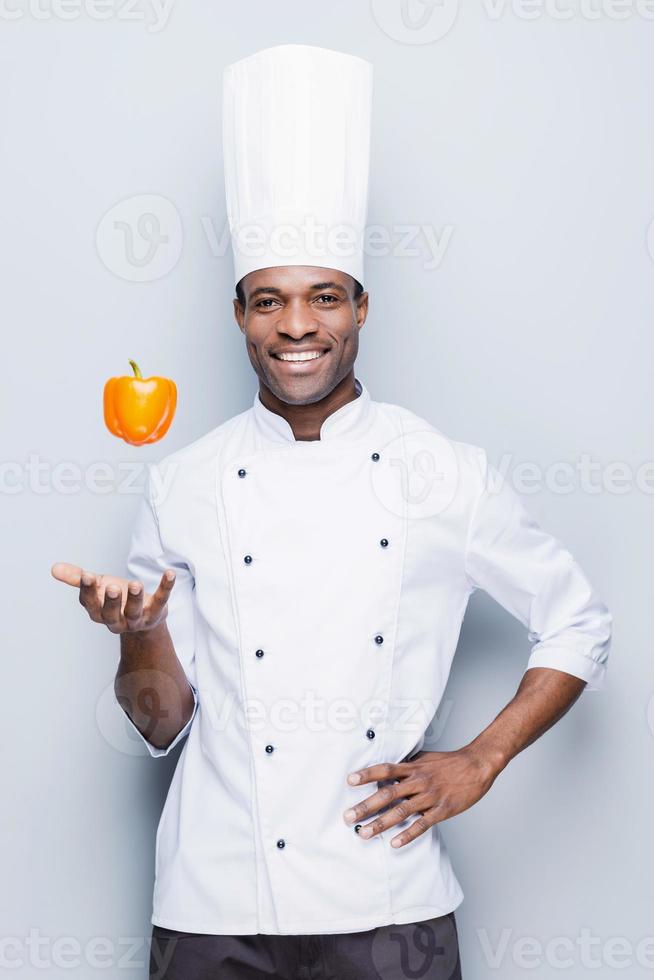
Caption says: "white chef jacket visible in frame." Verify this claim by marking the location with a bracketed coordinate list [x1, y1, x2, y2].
[122, 376, 612, 936]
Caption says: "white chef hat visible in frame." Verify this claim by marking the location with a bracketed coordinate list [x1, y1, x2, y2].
[222, 44, 373, 290]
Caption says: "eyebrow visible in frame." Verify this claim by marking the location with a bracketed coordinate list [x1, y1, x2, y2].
[248, 281, 348, 299]
[249, 286, 284, 298]
[310, 281, 347, 293]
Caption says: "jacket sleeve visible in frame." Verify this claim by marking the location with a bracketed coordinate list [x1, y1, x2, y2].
[118, 462, 199, 757]
[464, 449, 612, 691]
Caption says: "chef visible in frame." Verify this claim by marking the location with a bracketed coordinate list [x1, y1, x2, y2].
[52, 44, 612, 980]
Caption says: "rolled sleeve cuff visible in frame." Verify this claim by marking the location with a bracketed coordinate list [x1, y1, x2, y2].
[524, 646, 608, 692]
[124, 683, 199, 758]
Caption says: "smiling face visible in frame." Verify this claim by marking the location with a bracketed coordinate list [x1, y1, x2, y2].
[233, 265, 369, 406]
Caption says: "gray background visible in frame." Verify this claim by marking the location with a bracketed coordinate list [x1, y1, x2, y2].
[2, 0, 652, 976]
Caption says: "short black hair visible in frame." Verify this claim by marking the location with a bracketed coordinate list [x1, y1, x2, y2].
[235, 275, 364, 307]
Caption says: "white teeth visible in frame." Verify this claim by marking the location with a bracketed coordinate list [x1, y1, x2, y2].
[276, 350, 325, 362]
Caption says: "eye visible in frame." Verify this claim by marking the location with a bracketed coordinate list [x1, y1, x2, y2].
[315, 294, 339, 304]
[255, 298, 280, 309]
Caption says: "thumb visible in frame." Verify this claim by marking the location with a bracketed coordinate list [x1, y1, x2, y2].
[51, 562, 84, 587]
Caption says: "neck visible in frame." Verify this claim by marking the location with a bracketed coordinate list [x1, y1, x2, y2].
[258, 371, 359, 442]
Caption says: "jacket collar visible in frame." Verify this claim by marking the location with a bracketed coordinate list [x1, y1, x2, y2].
[251, 377, 373, 445]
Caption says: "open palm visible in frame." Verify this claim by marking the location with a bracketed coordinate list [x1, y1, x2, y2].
[50, 562, 176, 634]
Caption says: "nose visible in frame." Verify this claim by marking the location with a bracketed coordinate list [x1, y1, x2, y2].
[277, 299, 319, 339]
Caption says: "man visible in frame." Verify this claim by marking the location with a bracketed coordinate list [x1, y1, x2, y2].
[52, 45, 611, 980]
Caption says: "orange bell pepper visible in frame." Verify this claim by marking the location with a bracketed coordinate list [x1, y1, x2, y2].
[103, 359, 177, 446]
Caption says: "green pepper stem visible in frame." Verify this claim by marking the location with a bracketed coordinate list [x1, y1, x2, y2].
[128, 359, 142, 379]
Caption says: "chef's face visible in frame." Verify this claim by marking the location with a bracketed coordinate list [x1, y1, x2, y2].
[233, 265, 368, 405]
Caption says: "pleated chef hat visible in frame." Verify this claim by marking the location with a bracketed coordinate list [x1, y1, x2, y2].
[222, 44, 373, 289]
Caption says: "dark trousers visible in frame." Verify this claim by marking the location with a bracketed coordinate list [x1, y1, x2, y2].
[148, 911, 462, 980]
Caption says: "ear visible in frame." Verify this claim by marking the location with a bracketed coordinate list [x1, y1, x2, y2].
[233, 297, 245, 333]
[355, 291, 369, 328]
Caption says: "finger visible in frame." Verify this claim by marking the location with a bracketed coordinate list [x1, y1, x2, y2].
[390, 807, 441, 848]
[51, 562, 84, 587]
[147, 570, 176, 619]
[78, 569, 103, 620]
[343, 780, 419, 825]
[355, 796, 429, 840]
[123, 580, 145, 624]
[100, 582, 124, 628]
[347, 762, 407, 786]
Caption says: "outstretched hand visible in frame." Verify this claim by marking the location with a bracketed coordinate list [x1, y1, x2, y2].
[50, 562, 176, 634]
